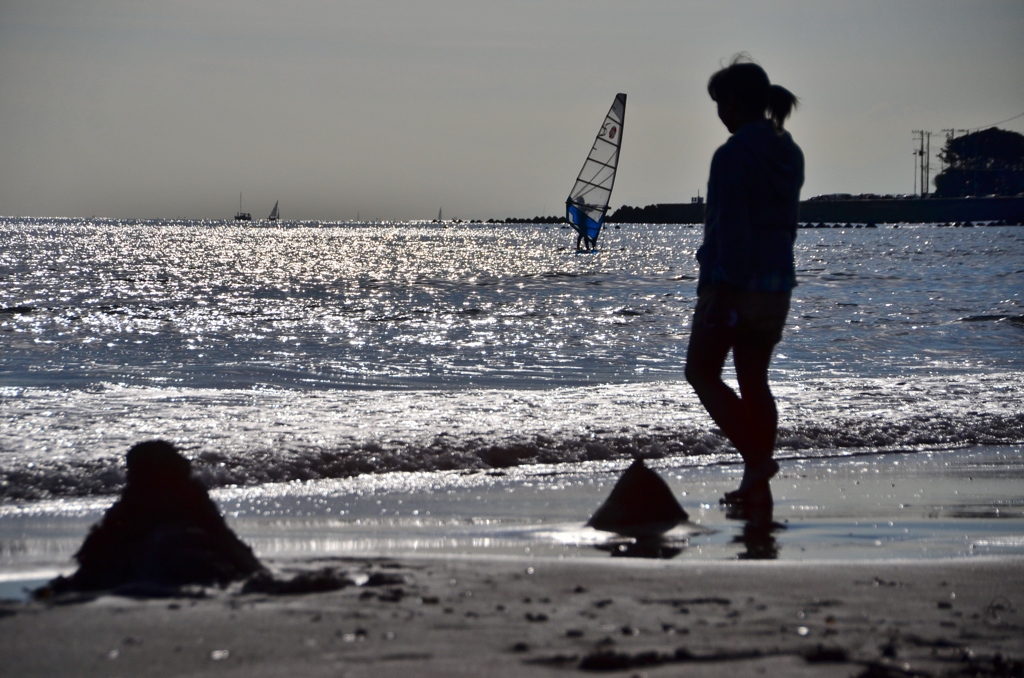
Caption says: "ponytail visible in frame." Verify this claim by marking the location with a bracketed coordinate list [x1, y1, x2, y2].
[767, 84, 798, 131]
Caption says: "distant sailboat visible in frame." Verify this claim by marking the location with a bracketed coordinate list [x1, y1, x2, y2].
[268, 200, 279, 221]
[234, 193, 252, 221]
[566, 93, 626, 250]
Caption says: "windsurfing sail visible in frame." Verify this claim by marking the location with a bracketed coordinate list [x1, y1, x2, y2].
[268, 200, 279, 221]
[566, 93, 626, 245]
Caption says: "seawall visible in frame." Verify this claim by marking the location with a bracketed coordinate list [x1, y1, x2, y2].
[610, 196, 1024, 225]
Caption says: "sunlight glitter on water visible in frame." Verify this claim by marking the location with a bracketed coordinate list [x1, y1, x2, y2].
[5, 219, 1020, 393]
[1, 218, 1022, 502]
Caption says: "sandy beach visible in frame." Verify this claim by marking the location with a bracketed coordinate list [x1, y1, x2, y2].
[2, 555, 1022, 677]
[3, 446, 1024, 677]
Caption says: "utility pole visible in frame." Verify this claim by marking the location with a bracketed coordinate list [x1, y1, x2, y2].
[912, 130, 933, 196]
[924, 131, 931, 195]
[913, 131, 924, 196]
[913, 145, 921, 193]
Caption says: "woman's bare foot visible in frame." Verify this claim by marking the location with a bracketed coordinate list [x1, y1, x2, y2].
[721, 459, 779, 505]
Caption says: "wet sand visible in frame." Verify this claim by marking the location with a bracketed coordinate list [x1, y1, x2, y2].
[2, 555, 1022, 677]
[2, 446, 1023, 675]
[5, 446, 1022, 579]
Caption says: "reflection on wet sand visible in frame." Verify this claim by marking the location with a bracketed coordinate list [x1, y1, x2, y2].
[591, 496, 785, 561]
[726, 498, 785, 560]
[595, 537, 686, 559]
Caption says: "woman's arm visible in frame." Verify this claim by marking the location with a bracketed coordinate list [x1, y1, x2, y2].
[710, 143, 753, 290]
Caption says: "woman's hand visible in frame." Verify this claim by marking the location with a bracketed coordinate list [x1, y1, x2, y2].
[703, 284, 739, 330]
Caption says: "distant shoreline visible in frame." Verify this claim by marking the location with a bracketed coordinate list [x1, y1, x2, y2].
[5, 195, 1024, 226]
[608, 194, 1024, 225]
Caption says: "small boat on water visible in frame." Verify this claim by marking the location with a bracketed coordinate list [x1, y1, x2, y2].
[234, 193, 252, 222]
[268, 200, 279, 222]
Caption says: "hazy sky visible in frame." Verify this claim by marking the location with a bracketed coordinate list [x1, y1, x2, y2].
[2, 1, 1022, 221]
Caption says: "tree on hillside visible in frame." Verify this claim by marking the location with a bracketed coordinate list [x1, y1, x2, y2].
[933, 128, 1024, 197]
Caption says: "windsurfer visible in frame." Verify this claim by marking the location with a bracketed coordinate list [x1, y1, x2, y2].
[684, 56, 803, 507]
[570, 197, 596, 251]
[566, 94, 624, 254]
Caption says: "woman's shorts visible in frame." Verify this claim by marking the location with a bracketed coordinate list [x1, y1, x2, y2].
[692, 287, 791, 347]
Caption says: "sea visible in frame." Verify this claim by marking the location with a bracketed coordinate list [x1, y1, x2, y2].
[1, 217, 1022, 583]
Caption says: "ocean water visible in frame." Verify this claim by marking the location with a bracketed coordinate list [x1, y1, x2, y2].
[1, 218, 1022, 501]
[1, 218, 1023, 580]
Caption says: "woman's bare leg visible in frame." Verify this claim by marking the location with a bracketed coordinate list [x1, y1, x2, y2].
[732, 338, 778, 466]
[685, 321, 752, 463]
[686, 313, 780, 501]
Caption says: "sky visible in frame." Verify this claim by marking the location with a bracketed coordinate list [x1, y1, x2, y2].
[1, 1, 1022, 222]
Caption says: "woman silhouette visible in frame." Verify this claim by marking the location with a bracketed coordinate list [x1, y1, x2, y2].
[685, 57, 803, 506]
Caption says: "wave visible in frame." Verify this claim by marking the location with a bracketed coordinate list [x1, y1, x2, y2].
[958, 314, 1024, 327]
[2, 377, 1021, 502]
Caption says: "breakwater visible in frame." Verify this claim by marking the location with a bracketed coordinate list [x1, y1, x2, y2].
[610, 196, 1024, 225]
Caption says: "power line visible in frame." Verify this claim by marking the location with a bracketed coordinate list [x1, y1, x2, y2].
[968, 110, 1024, 131]
[912, 113, 1023, 194]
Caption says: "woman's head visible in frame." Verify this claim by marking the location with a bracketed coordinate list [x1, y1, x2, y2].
[708, 56, 798, 132]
